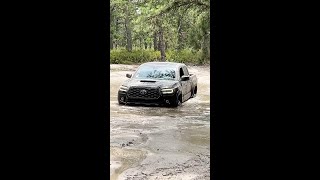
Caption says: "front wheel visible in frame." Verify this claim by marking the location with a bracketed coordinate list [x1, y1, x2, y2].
[170, 94, 182, 107]
[118, 96, 125, 105]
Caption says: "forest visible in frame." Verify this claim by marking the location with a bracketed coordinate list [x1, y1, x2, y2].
[110, 0, 210, 65]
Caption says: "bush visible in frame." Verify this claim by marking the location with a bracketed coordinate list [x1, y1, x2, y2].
[110, 49, 209, 65]
[110, 49, 160, 64]
[166, 49, 196, 64]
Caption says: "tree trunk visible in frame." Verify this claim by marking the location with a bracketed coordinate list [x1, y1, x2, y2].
[140, 37, 143, 49]
[110, 35, 113, 49]
[115, 17, 119, 49]
[157, 35, 161, 51]
[177, 15, 183, 50]
[122, 38, 126, 47]
[144, 39, 148, 49]
[125, 5, 132, 51]
[110, 10, 113, 49]
[153, 32, 158, 51]
[158, 24, 166, 61]
[200, 33, 210, 63]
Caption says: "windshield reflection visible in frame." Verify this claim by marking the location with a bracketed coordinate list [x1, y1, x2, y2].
[134, 66, 176, 80]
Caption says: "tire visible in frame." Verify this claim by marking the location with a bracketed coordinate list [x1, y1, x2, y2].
[191, 86, 197, 98]
[170, 94, 182, 107]
[118, 96, 125, 105]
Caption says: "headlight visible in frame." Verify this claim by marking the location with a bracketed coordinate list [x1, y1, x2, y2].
[119, 85, 128, 92]
[161, 88, 174, 94]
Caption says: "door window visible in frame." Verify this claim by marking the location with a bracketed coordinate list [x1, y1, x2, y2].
[179, 67, 184, 78]
[183, 66, 189, 76]
[182, 66, 189, 76]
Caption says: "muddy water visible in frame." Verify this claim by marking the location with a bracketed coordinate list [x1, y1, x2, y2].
[110, 148, 147, 180]
[110, 64, 210, 180]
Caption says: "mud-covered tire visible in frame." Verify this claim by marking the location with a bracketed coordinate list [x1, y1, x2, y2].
[170, 94, 182, 107]
[118, 101, 125, 105]
[118, 96, 125, 105]
[191, 86, 197, 98]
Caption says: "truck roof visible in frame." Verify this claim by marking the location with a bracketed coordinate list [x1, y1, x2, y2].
[141, 62, 185, 68]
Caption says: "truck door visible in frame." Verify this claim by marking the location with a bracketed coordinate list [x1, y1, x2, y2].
[179, 67, 188, 102]
[182, 66, 192, 99]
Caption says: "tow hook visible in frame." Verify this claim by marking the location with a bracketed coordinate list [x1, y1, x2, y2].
[165, 100, 170, 104]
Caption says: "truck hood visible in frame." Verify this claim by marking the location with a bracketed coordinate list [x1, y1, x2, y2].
[123, 79, 179, 89]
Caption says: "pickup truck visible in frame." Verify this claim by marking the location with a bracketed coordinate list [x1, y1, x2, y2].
[118, 62, 197, 107]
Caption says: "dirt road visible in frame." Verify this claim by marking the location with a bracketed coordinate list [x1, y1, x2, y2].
[110, 64, 210, 180]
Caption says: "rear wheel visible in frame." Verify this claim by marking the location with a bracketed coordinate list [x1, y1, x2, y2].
[191, 86, 197, 98]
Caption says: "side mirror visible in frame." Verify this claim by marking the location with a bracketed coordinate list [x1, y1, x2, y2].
[126, 74, 132, 78]
[181, 75, 190, 81]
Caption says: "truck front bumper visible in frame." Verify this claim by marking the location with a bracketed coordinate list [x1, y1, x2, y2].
[118, 91, 177, 106]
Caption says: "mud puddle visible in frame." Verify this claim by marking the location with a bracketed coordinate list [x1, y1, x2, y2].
[110, 64, 210, 179]
[110, 147, 148, 180]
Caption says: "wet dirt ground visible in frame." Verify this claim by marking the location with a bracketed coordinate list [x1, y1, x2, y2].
[110, 64, 210, 180]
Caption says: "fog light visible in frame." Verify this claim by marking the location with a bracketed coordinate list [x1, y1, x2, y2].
[165, 100, 170, 104]
[120, 97, 124, 101]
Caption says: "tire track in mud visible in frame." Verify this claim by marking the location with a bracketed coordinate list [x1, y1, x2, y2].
[110, 131, 150, 180]
[119, 153, 210, 180]
[111, 115, 210, 180]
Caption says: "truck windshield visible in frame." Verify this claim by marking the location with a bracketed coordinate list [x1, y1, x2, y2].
[133, 65, 176, 80]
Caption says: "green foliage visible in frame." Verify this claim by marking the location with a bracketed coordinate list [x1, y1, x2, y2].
[110, 0, 210, 64]
[110, 49, 209, 65]
[166, 49, 208, 65]
[110, 49, 161, 64]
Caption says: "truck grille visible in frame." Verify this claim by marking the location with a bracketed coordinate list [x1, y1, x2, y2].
[127, 87, 160, 99]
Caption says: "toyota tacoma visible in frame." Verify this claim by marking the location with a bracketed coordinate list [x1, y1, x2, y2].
[117, 62, 197, 107]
